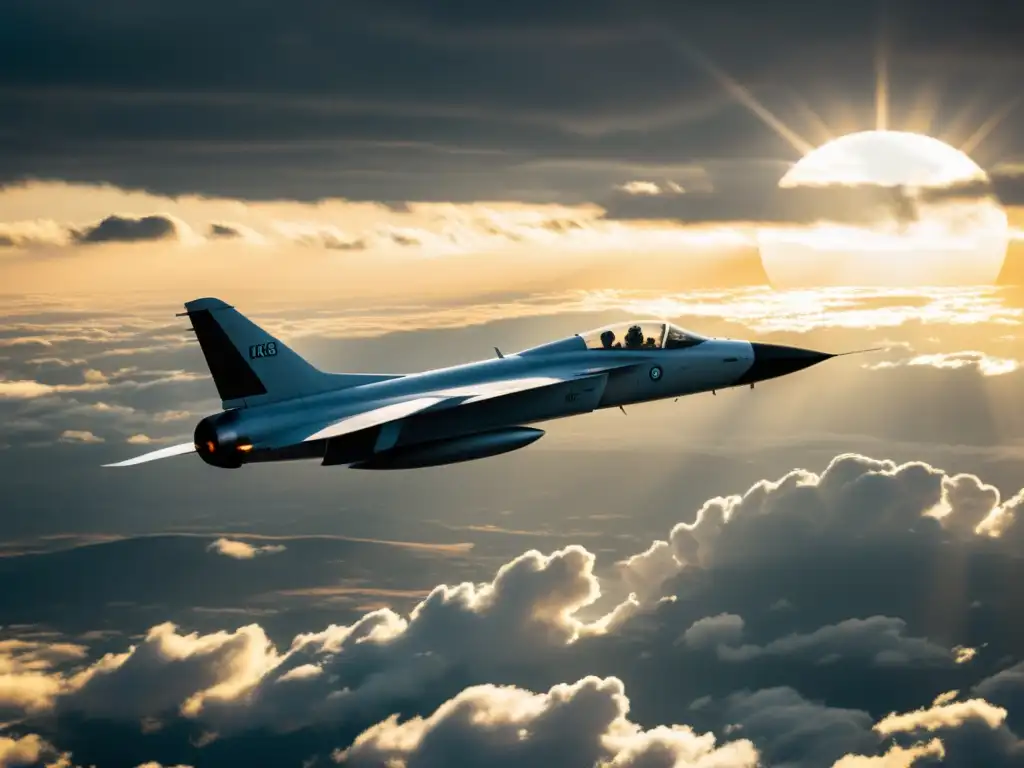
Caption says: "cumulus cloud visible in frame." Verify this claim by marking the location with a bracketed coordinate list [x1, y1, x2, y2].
[875, 698, 1007, 735]
[0, 639, 85, 715]
[720, 687, 876, 766]
[70, 214, 182, 244]
[334, 676, 759, 768]
[0, 733, 66, 768]
[0, 547, 635, 737]
[59, 622, 279, 721]
[618, 453, 1024, 597]
[679, 613, 745, 650]
[57, 430, 103, 444]
[206, 538, 286, 560]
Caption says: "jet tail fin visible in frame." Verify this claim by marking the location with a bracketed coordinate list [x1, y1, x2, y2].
[183, 298, 397, 409]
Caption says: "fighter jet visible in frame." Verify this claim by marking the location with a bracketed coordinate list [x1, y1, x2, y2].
[104, 297, 850, 470]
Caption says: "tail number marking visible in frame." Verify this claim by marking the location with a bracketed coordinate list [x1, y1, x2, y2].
[249, 342, 278, 359]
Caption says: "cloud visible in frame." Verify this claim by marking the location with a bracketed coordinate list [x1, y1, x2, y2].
[208, 223, 242, 239]
[875, 698, 1007, 735]
[720, 687, 876, 766]
[679, 613, 745, 650]
[0, 221, 68, 248]
[0, 546, 634, 736]
[0, 732, 182, 768]
[207, 221, 265, 244]
[56, 430, 103, 444]
[616, 180, 685, 196]
[0, 211, 191, 250]
[0, 2, 1020, 203]
[600, 177, 991, 228]
[0, 733, 65, 768]
[699, 615, 955, 667]
[0, 369, 201, 401]
[70, 214, 182, 244]
[617, 452, 1024, 597]
[57, 622, 280, 721]
[867, 351, 1022, 377]
[282, 227, 369, 251]
[0, 639, 85, 714]
[831, 740, 945, 767]
[334, 676, 759, 768]
[9, 447, 1024, 765]
[206, 538, 286, 560]
[932, 170, 1024, 208]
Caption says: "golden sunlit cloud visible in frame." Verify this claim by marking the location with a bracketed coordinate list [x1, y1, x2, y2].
[0, 181, 767, 301]
[2, 287, 1019, 348]
[617, 180, 686, 196]
[867, 351, 1021, 377]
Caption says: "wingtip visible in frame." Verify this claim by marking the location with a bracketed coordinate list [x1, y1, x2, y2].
[100, 441, 197, 468]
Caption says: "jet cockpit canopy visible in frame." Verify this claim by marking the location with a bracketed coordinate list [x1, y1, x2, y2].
[577, 321, 706, 351]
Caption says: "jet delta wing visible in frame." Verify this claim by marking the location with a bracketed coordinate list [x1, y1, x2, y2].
[104, 297, 865, 471]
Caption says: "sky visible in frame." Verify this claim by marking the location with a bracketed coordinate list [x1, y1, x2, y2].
[4, 1, 1024, 767]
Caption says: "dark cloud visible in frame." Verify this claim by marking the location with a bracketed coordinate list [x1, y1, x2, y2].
[387, 232, 420, 247]
[70, 214, 179, 244]
[601, 180, 928, 226]
[933, 170, 1024, 207]
[0, 1, 1021, 201]
[601, 167, 1024, 226]
[719, 687, 876, 766]
[208, 222, 242, 239]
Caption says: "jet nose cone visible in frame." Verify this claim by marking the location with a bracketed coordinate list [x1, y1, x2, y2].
[739, 342, 834, 385]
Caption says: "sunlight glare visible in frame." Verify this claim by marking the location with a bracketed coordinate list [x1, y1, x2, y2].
[759, 131, 1009, 288]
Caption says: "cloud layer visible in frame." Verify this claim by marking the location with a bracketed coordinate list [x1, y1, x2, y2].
[1, 1, 1021, 202]
[4, 453, 1024, 765]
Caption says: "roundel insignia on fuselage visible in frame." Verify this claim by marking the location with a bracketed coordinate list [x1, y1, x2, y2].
[650, 365, 663, 381]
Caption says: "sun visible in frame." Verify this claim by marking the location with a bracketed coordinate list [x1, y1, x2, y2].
[757, 130, 1010, 289]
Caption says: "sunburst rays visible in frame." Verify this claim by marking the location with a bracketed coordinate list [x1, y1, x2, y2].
[665, 35, 815, 157]
[667, 3, 1015, 167]
[875, 0, 891, 132]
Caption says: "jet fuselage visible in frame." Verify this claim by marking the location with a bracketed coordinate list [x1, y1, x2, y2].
[106, 299, 841, 471]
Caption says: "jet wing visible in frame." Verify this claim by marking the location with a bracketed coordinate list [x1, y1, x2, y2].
[289, 372, 607, 446]
[102, 441, 196, 467]
[299, 396, 448, 442]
